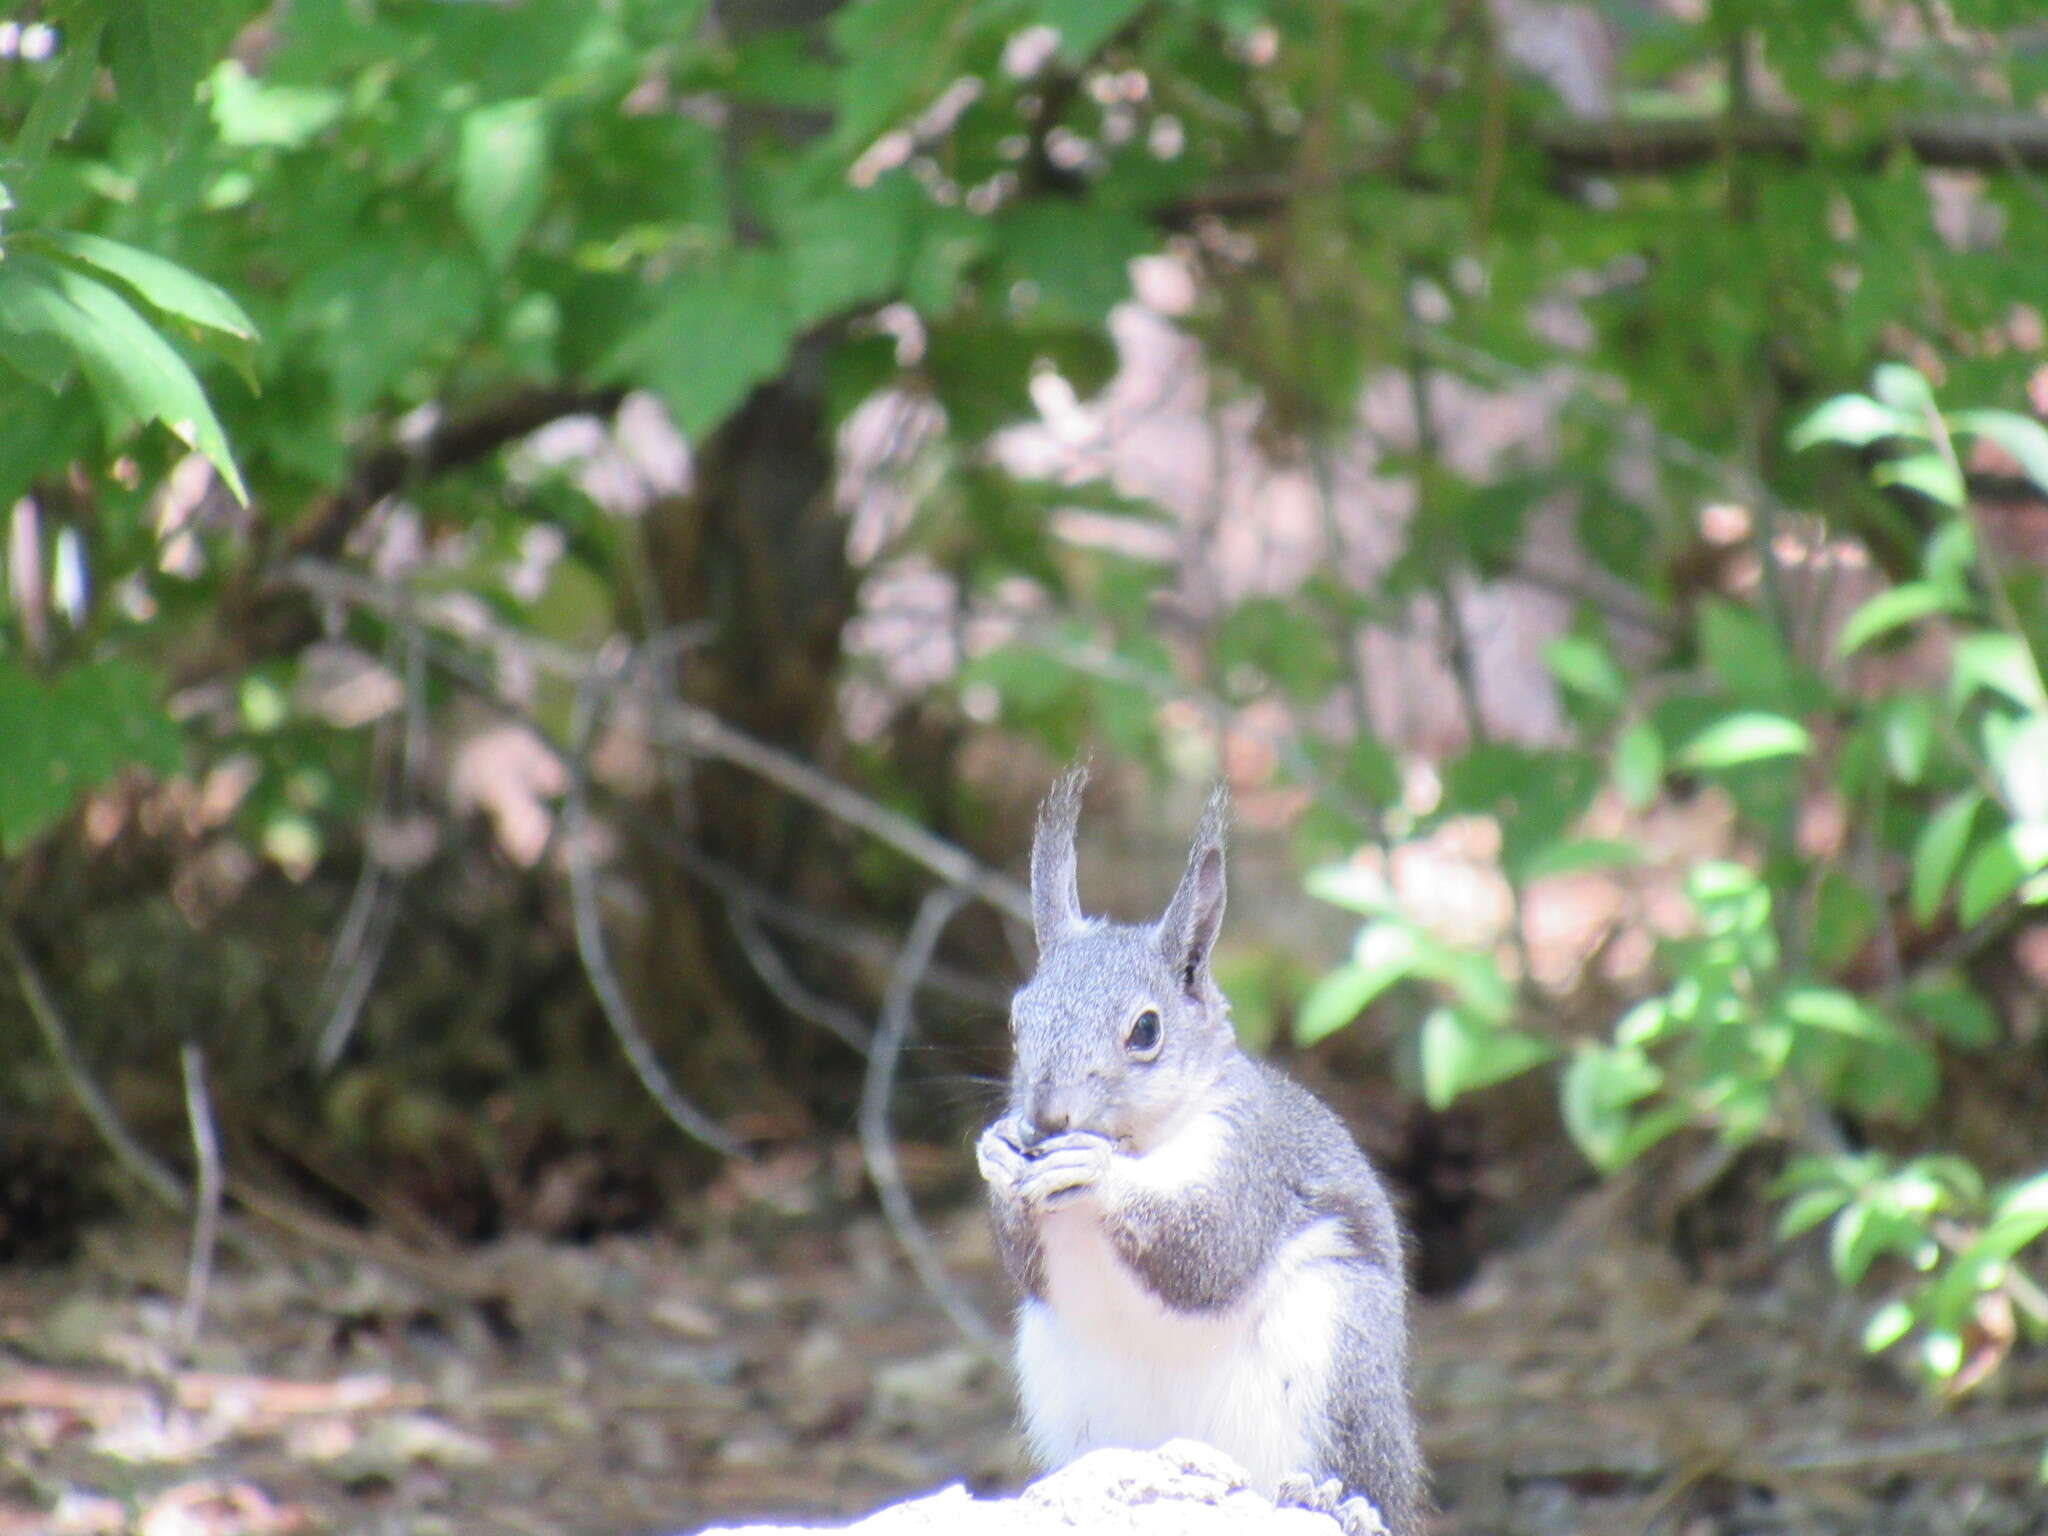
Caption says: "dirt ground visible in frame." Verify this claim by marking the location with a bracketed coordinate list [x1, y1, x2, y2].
[3, 1155, 2045, 1536]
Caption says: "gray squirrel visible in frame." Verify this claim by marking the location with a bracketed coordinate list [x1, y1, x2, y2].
[975, 767, 1423, 1536]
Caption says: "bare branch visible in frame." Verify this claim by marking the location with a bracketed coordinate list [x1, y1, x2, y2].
[1538, 110, 2048, 177]
[727, 907, 874, 1056]
[313, 633, 425, 1072]
[1164, 110, 2048, 228]
[647, 705, 1031, 924]
[3, 920, 189, 1212]
[858, 886, 1000, 1354]
[288, 387, 627, 561]
[565, 654, 743, 1159]
[282, 559, 1033, 925]
[175, 1043, 224, 1348]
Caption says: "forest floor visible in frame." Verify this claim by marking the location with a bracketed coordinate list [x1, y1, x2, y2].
[2, 1154, 2045, 1536]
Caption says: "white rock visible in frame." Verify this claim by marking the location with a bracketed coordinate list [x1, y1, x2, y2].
[692, 1440, 1360, 1535]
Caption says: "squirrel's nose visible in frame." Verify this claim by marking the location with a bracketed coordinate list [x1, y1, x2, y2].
[1028, 1084, 1086, 1139]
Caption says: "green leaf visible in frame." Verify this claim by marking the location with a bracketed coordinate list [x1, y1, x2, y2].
[1038, 0, 1147, 60]
[1613, 719, 1664, 808]
[1700, 599, 1794, 706]
[1950, 633, 2048, 710]
[1957, 823, 2048, 927]
[1828, 1198, 1925, 1284]
[1925, 518, 1977, 597]
[1295, 959, 1388, 1045]
[1922, 1331, 1964, 1378]
[1217, 597, 1342, 699]
[1678, 711, 1810, 768]
[1988, 713, 2048, 824]
[1836, 582, 1953, 656]
[1780, 986, 1890, 1040]
[1417, 1007, 1553, 1110]
[1789, 392, 1920, 450]
[32, 231, 258, 346]
[1518, 837, 1643, 880]
[996, 201, 1151, 324]
[1872, 363, 1938, 415]
[102, 0, 213, 138]
[11, 7, 106, 175]
[1862, 1299, 1915, 1353]
[1881, 693, 1935, 784]
[295, 240, 487, 412]
[458, 99, 549, 271]
[1903, 974, 2000, 1049]
[1546, 633, 1626, 709]
[778, 180, 918, 327]
[602, 252, 795, 438]
[1911, 792, 1982, 924]
[208, 59, 345, 148]
[1778, 1186, 1852, 1239]
[1874, 452, 1966, 510]
[0, 256, 248, 502]
[1561, 1043, 1666, 1172]
[1303, 862, 1394, 917]
[1808, 869, 1877, 972]
[0, 659, 184, 851]
[1949, 409, 2048, 496]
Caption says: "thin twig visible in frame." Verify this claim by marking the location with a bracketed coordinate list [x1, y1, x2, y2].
[313, 630, 425, 1071]
[564, 649, 742, 1158]
[4, 920, 188, 1211]
[284, 559, 1033, 925]
[858, 885, 1000, 1353]
[285, 564, 1017, 1018]
[310, 850, 391, 1067]
[643, 824, 1013, 1012]
[175, 1043, 224, 1348]
[727, 907, 874, 1056]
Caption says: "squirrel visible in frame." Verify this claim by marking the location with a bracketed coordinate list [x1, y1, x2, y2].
[975, 767, 1424, 1536]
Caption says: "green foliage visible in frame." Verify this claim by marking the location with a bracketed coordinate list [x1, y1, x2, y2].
[1305, 365, 2048, 1401]
[0, 658, 182, 851]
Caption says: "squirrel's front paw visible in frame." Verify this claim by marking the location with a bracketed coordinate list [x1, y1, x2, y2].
[1275, 1476, 1387, 1536]
[975, 1119, 1034, 1194]
[1012, 1130, 1114, 1210]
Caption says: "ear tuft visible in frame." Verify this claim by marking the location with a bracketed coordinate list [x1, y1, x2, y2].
[1158, 784, 1229, 997]
[1030, 761, 1091, 955]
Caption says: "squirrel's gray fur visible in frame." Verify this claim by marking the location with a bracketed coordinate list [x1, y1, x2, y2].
[977, 766, 1423, 1536]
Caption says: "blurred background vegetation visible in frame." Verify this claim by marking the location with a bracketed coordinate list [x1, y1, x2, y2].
[5, 0, 2048, 1510]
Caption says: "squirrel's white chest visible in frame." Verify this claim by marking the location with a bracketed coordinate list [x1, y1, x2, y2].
[1013, 1206, 1350, 1493]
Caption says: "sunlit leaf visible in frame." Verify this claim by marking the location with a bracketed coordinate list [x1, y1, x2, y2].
[1789, 392, 1920, 450]
[1957, 823, 2048, 927]
[1911, 791, 1984, 924]
[1613, 719, 1664, 808]
[1417, 1007, 1554, 1110]
[1836, 582, 1953, 656]
[458, 99, 549, 271]
[1950, 409, 2048, 496]
[0, 255, 248, 501]
[1874, 452, 1965, 510]
[1862, 1299, 1915, 1353]
[1872, 363, 1938, 416]
[1950, 633, 2047, 710]
[1678, 712, 1810, 768]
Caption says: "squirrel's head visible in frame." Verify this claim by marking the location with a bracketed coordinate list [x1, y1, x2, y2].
[1006, 764, 1238, 1151]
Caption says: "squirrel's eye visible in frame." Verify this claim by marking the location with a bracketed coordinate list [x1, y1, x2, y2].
[1125, 1008, 1163, 1059]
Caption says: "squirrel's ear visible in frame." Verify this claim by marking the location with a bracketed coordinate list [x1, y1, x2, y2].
[1158, 784, 1229, 997]
[1031, 762, 1089, 953]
